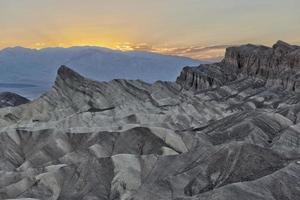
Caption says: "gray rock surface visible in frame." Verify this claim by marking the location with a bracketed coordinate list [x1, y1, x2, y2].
[1, 41, 300, 200]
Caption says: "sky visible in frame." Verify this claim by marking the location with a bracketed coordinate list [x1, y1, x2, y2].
[1, 0, 300, 61]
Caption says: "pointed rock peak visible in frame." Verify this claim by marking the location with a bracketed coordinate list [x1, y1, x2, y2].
[272, 40, 293, 50]
[57, 65, 84, 80]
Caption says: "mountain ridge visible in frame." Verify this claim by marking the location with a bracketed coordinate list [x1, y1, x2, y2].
[0, 92, 29, 108]
[0, 46, 203, 99]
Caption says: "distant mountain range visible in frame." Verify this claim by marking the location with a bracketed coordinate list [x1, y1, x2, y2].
[0, 46, 204, 99]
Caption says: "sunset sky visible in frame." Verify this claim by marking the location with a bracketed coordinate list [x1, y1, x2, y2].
[1, 0, 299, 60]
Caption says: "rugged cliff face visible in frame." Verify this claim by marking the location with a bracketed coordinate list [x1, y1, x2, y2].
[1, 42, 300, 200]
[177, 41, 300, 91]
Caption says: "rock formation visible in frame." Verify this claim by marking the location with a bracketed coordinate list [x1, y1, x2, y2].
[177, 40, 300, 91]
[0, 92, 29, 108]
[0, 41, 300, 200]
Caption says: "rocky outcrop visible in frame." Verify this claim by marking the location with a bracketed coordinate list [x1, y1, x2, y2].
[177, 41, 300, 91]
[0, 92, 29, 108]
[1, 42, 300, 200]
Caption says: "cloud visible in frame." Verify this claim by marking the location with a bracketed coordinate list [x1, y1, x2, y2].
[159, 45, 232, 61]
[116, 43, 233, 61]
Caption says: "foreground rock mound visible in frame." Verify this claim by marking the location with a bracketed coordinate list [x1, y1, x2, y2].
[1, 41, 300, 200]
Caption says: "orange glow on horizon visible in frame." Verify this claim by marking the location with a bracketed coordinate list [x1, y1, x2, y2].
[1, 0, 299, 61]
[0, 40, 227, 61]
